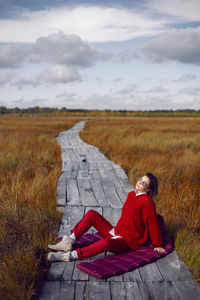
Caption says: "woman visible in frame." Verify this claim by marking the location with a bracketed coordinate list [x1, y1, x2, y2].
[47, 172, 165, 262]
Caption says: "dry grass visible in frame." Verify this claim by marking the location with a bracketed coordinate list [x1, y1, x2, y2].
[0, 116, 81, 299]
[80, 117, 200, 279]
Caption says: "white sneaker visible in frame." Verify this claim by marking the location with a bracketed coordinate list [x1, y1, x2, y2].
[47, 251, 71, 262]
[48, 235, 73, 252]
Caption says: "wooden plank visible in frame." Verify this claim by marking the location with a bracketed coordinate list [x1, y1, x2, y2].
[123, 269, 142, 282]
[69, 163, 79, 179]
[101, 179, 123, 208]
[61, 163, 73, 176]
[62, 262, 76, 281]
[79, 161, 89, 170]
[85, 148, 97, 162]
[56, 180, 67, 207]
[119, 178, 134, 196]
[66, 179, 81, 206]
[47, 262, 67, 281]
[103, 207, 122, 227]
[112, 165, 129, 180]
[139, 262, 163, 281]
[57, 196, 66, 207]
[97, 163, 108, 179]
[69, 148, 79, 161]
[103, 163, 118, 178]
[59, 170, 72, 181]
[77, 170, 92, 180]
[144, 281, 180, 300]
[112, 180, 127, 204]
[38, 281, 60, 300]
[157, 250, 194, 281]
[172, 280, 200, 300]
[107, 275, 123, 282]
[77, 179, 99, 206]
[90, 179, 110, 207]
[75, 282, 86, 299]
[83, 282, 111, 300]
[90, 170, 102, 180]
[59, 281, 76, 300]
[61, 149, 71, 162]
[102, 163, 127, 203]
[110, 282, 149, 300]
[57, 181, 66, 195]
[38, 281, 75, 300]
[89, 162, 98, 171]
[58, 206, 85, 237]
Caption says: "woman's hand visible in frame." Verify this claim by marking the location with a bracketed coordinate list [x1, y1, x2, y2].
[154, 247, 166, 253]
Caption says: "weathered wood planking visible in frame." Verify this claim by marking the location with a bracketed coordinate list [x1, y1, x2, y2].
[38, 121, 200, 300]
[66, 179, 81, 206]
[89, 179, 110, 207]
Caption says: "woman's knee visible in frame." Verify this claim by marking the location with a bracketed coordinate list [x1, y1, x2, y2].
[86, 209, 100, 218]
[101, 238, 111, 251]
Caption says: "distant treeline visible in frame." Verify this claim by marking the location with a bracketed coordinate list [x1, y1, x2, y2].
[1, 106, 200, 117]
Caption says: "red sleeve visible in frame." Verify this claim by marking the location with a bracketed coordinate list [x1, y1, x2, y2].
[143, 198, 163, 247]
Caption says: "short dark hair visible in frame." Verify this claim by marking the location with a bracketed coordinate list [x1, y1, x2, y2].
[146, 172, 158, 198]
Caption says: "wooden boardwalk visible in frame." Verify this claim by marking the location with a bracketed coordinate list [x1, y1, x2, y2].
[38, 121, 200, 300]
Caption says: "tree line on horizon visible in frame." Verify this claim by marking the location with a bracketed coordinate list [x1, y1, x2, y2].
[0, 106, 200, 117]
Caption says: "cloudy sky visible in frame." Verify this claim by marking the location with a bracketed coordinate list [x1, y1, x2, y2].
[0, 0, 200, 110]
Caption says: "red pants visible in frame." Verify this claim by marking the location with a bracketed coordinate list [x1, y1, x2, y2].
[71, 209, 130, 260]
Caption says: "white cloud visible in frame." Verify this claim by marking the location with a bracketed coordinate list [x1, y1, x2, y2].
[0, 5, 167, 43]
[33, 32, 111, 66]
[0, 32, 111, 73]
[135, 27, 200, 65]
[142, 86, 168, 94]
[0, 69, 16, 85]
[13, 77, 40, 90]
[173, 73, 197, 82]
[56, 91, 81, 107]
[147, 0, 200, 22]
[36, 65, 80, 84]
[178, 86, 200, 96]
[13, 65, 80, 89]
[11, 98, 48, 108]
[0, 44, 29, 68]
[118, 83, 137, 94]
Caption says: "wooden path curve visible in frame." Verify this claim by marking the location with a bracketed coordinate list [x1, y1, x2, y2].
[38, 121, 200, 300]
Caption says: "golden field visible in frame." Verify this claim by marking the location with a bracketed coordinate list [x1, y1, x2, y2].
[0, 116, 80, 300]
[80, 117, 200, 280]
[1, 115, 200, 300]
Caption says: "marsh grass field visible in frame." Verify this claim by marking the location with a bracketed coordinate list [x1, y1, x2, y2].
[0, 115, 200, 299]
[0, 116, 80, 299]
[80, 118, 200, 280]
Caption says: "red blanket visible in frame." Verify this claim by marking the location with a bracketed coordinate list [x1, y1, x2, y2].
[74, 214, 174, 279]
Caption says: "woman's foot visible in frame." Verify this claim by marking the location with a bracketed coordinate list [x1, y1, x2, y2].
[47, 251, 71, 262]
[48, 235, 74, 252]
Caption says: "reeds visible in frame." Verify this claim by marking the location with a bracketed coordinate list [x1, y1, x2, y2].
[0, 116, 80, 299]
[81, 117, 200, 279]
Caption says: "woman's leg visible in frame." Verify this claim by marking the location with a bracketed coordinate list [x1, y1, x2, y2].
[77, 236, 130, 260]
[71, 209, 113, 240]
[47, 209, 112, 253]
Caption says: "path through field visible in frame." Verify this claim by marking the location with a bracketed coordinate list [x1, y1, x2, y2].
[38, 121, 200, 300]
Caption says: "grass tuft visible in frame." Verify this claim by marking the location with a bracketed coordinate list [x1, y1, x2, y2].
[0, 116, 81, 299]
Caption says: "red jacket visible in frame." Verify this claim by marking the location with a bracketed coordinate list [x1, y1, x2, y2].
[114, 191, 163, 250]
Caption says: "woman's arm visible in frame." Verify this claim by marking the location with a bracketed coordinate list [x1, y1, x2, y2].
[143, 199, 163, 248]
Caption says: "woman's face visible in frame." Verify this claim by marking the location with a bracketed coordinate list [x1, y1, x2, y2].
[136, 175, 150, 193]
